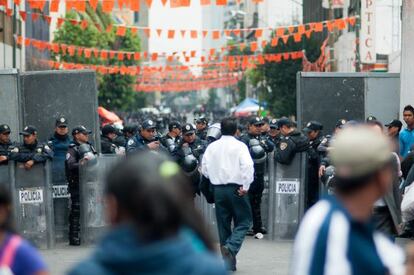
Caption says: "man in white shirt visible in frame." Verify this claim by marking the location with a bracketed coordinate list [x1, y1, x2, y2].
[201, 117, 254, 271]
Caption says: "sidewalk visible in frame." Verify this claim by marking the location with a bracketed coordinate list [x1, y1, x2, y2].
[41, 237, 293, 275]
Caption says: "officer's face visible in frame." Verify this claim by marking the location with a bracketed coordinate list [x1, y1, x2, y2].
[107, 132, 117, 141]
[306, 130, 319, 141]
[141, 128, 156, 141]
[0, 132, 10, 144]
[196, 122, 206, 131]
[387, 126, 399, 137]
[280, 125, 292, 136]
[183, 133, 195, 143]
[172, 127, 181, 137]
[249, 124, 263, 135]
[404, 111, 414, 127]
[269, 128, 279, 137]
[75, 133, 89, 143]
[23, 134, 36, 145]
[261, 123, 269, 134]
[55, 126, 68, 136]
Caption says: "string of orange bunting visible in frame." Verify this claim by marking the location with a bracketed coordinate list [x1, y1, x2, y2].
[2, 0, 294, 13]
[15, 16, 355, 64]
[7, 2, 356, 43]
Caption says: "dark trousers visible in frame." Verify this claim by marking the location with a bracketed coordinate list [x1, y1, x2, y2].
[373, 206, 396, 237]
[69, 185, 81, 242]
[214, 184, 252, 256]
[248, 175, 265, 233]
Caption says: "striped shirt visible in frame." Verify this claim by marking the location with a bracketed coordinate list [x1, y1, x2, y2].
[291, 196, 404, 275]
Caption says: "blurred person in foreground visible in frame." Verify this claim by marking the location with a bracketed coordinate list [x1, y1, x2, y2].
[69, 151, 226, 275]
[291, 126, 404, 275]
[202, 117, 254, 271]
[0, 186, 48, 275]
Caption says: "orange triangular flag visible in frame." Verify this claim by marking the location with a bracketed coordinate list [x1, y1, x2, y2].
[326, 21, 334, 32]
[117, 52, 124, 61]
[200, 0, 210, 5]
[57, 18, 65, 28]
[180, 30, 186, 38]
[116, 26, 127, 36]
[250, 42, 258, 52]
[156, 29, 162, 37]
[81, 19, 89, 29]
[288, 26, 295, 34]
[19, 11, 26, 21]
[281, 35, 289, 44]
[130, 0, 140, 11]
[276, 27, 285, 37]
[131, 27, 138, 36]
[305, 30, 312, 39]
[106, 25, 113, 32]
[143, 28, 150, 37]
[271, 37, 278, 47]
[347, 17, 356, 27]
[335, 18, 346, 30]
[50, 0, 60, 12]
[255, 29, 263, 38]
[216, 0, 227, 5]
[190, 30, 198, 39]
[43, 15, 52, 25]
[297, 25, 305, 34]
[314, 22, 323, 32]
[160, 0, 167, 5]
[168, 30, 175, 39]
[31, 13, 40, 21]
[212, 30, 220, 40]
[261, 40, 267, 48]
[293, 33, 302, 43]
[202, 31, 208, 38]
[145, 0, 153, 7]
[102, 0, 115, 13]
[233, 29, 241, 36]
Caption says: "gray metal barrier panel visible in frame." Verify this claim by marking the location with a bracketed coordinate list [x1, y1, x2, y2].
[261, 152, 274, 231]
[79, 155, 120, 244]
[195, 195, 219, 242]
[0, 165, 10, 190]
[268, 152, 307, 240]
[51, 159, 69, 243]
[10, 161, 55, 249]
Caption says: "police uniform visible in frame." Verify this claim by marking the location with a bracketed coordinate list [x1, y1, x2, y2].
[275, 119, 309, 165]
[240, 116, 274, 236]
[65, 126, 97, 246]
[126, 119, 166, 153]
[0, 124, 14, 166]
[176, 124, 207, 195]
[303, 121, 324, 208]
[317, 119, 347, 168]
[159, 121, 182, 156]
[267, 119, 281, 146]
[195, 117, 208, 141]
[11, 126, 53, 164]
[48, 117, 72, 180]
[100, 125, 119, 154]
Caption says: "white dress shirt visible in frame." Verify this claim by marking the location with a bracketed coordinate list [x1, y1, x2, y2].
[201, 135, 254, 191]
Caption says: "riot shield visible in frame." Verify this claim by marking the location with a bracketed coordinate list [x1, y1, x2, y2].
[10, 161, 55, 249]
[194, 195, 219, 242]
[0, 165, 10, 190]
[268, 152, 307, 240]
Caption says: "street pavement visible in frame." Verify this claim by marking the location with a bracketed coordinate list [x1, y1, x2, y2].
[41, 237, 293, 275]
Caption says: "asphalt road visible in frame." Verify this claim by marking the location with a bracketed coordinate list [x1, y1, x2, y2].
[41, 237, 293, 275]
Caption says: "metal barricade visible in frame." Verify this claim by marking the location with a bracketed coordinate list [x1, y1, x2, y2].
[261, 152, 273, 232]
[51, 158, 70, 243]
[10, 161, 55, 249]
[79, 155, 120, 244]
[0, 165, 10, 189]
[194, 195, 219, 242]
[267, 152, 307, 240]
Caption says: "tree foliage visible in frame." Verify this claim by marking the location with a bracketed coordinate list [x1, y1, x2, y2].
[248, 36, 321, 117]
[53, 5, 146, 111]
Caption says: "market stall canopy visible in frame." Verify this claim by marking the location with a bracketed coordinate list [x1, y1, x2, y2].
[233, 98, 261, 117]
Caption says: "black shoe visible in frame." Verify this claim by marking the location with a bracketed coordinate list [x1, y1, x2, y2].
[260, 227, 268, 235]
[246, 229, 254, 236]
[220, 246, 236, 271]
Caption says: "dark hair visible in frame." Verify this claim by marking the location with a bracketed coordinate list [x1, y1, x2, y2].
[221, 117, 237, 136]
[404, 105, 414, 115]
[105, 151, 215, 251]
[0, 187, 15, 233]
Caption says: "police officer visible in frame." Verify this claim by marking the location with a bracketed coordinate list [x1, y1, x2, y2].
[317, 119, 347, 178]
[11, 126, 53, 169]
[101, 125, 120, 155]
[176, 123, 207, 195]
[195, 117, 208, 141]
[267, 119, 281, 146]
[0, 125, 13, 166]
[160, 121, 182, 155]
[117, 124, 138, 148]
[48, 117, 71, 179]
[126, 119, 164, 153]
[240, 116, 274, 239]
[303, 121, 324, 208]
[275, 118, 309, 165]
[65, 125, 97, 246]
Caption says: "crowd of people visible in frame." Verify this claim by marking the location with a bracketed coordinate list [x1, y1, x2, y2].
[1, 104, 414, 274]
